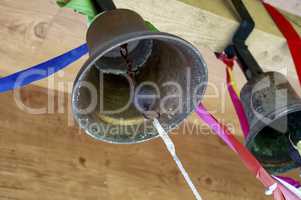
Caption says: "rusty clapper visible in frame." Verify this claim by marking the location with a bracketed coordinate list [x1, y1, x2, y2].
[226, 0, 301, 174]
[71, 8, 208, 144]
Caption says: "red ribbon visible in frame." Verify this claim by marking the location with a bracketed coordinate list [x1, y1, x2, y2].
[262, 1, 301, 86]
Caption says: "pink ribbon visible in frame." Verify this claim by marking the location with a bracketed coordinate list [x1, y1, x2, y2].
[217, 53, 250, 139]
[196, 103, 299, 200]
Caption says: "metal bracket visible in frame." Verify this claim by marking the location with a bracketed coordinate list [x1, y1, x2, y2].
[227, 0, 264, 80]
[94, 0, 116, 13]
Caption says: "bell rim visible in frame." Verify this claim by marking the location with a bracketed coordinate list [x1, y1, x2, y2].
[245, 103, 301, 173]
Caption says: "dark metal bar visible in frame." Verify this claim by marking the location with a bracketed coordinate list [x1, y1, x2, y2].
[94, 0, 116, 13]
[231, 0, 255, 43]
[230, 0, 264, 80]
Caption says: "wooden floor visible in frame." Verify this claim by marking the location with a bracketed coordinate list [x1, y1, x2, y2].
[0, 0, 301, 200]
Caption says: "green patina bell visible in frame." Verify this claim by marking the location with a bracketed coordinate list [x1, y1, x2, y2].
[225, 0, 301, 174]
[241, 72, 301, 174]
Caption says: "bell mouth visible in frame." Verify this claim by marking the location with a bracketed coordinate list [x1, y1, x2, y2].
[72, 32, 208, 144]
[246, 109, 301, 174]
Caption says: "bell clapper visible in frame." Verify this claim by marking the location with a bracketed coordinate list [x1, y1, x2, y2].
[152, 118, 203, 200]
[143, 110, 160, 120]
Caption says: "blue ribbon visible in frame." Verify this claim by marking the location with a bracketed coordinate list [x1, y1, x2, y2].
[0, 43, 89, 93]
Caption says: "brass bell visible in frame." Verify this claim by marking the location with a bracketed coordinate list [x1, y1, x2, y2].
[71, 9, 208, 144]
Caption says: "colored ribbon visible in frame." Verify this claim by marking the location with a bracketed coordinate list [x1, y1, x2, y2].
[216, 53, 250, 139]
[0, 44, 88, 93]
[196, 103, 299, 200]
[262, 1, 301, 86]
[274, 176, 301, 198]
[144, 21, 160, 32]
[57, 0, 98, 22]
[276, 176, 301, 189]
[0, 8, 158, 94]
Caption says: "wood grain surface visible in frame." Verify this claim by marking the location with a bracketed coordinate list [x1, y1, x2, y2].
[0, 0, 300, 92]
[1, 85, 299, 200]
[1, 0, 301, 132]
[0, 1, 301, 199]
[264, 0, 301, 17]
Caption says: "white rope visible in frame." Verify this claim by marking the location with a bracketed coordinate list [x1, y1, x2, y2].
[273, 176, 301, 198]
[265, 183, 278, 196]
[153, 119, 203, 200]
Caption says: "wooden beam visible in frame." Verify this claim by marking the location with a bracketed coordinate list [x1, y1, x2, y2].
[265, 0, 301, 17]
[0, 2, 300, 198]
[0, 0, 300, 92]
[177, 0, 301, 36]
[0, 85, 299, 199]
[1, 0, 301, 134]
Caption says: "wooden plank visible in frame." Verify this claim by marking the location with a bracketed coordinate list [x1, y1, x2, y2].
[177, 0, 301, 36]
[0, 85, 299, 200]
[0, 0, 300, 93]
[0, 1, 300, 199]
[265, 0, 301, 17]
[1, 0, 301, 134]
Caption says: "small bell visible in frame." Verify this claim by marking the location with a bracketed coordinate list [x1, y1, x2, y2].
[226, 0, 301, 174]
[241, 71, 301, 174]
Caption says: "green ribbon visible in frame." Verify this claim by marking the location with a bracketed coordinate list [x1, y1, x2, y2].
[57, 0, 159, 31]
[144, 21, 159, 32]
[56, 0, 98, 23]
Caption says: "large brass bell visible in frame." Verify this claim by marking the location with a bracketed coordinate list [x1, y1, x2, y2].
[71, 9, 208, 144]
